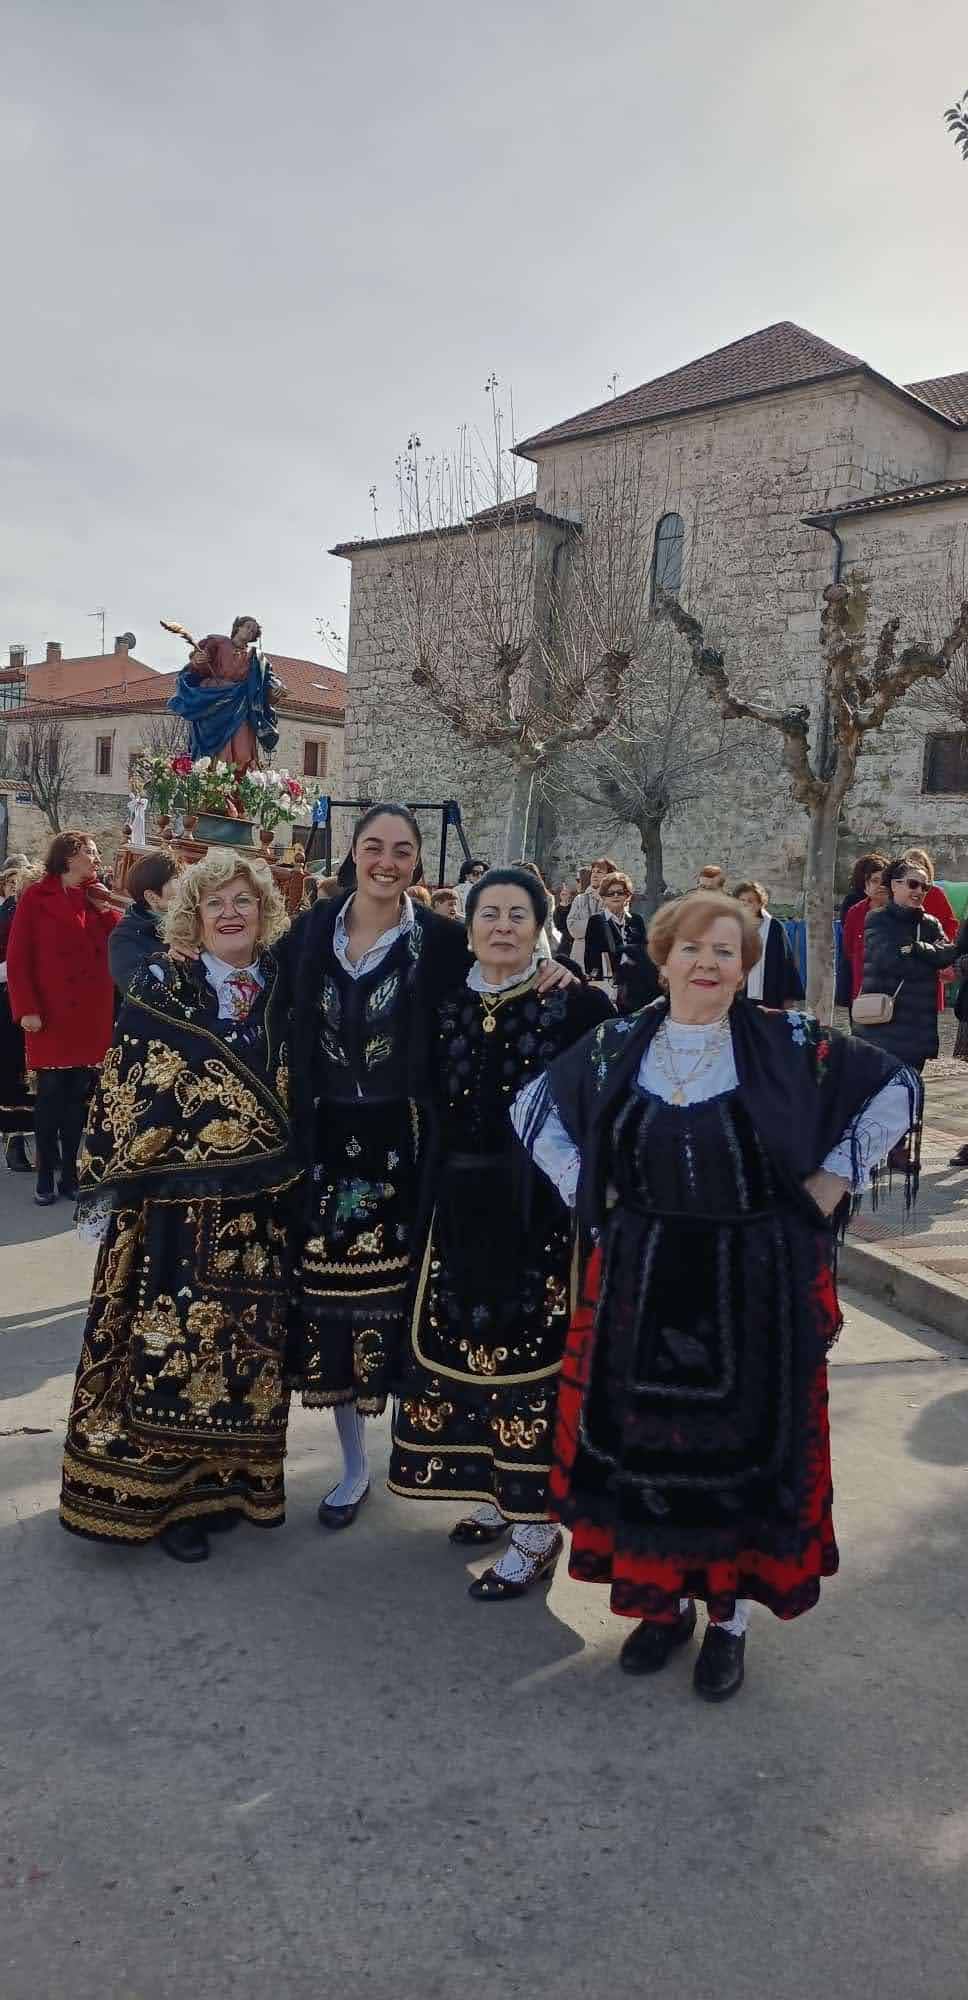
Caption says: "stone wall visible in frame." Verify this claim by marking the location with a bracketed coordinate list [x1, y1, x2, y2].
[339, 375, 967, 900]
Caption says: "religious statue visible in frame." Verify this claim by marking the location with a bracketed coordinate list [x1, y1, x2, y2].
[162, 614, 280, 775]
[126, 792, 148, 849]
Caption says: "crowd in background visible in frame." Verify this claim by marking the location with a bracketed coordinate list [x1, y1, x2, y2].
[1, 826, 966, 1209]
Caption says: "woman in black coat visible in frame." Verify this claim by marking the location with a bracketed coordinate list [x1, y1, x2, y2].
[853, 858, 949, 1070]
[584, 872, 659, 1014]
[734, 881, 805, 1009]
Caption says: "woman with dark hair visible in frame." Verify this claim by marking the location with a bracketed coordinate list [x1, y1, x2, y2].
[732, 881, 804, 1010]
[836, 852, 888, 1006]
[457, 856, 489, 912]
[389, 868, 612, 1595]
[840, 863, 890, 1012]
[7, 831, 121, 1206]
[853, 857, 950, 1074]
[284, 808, 574, 1526]
[108, 850, 180, 993]
[513, 891, 919, 1701]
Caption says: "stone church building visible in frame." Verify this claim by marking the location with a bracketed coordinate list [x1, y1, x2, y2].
[334, 322, 968, 899]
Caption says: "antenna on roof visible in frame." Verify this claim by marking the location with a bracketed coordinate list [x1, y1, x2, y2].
[88, 607, 106, 654]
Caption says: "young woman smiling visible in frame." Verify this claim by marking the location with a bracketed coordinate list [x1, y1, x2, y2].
[283, 811, 575, 1526]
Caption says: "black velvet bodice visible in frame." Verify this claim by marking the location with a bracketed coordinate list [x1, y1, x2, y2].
[317, 929, 417, 1103]
[611, 1090, 780, 1222]
[438, 980, 603, 1157]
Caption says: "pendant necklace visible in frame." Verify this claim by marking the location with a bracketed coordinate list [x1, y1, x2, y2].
[479, 969, 540, 1034]
[655, 1014, 731, 1104]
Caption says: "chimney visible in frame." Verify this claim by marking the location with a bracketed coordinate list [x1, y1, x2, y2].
[114, 633, 131, 655]
[9, 645, 26, 672]
[46, 641, 62, 663]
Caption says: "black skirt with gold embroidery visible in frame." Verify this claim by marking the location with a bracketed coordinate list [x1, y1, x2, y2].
[61, 1192, 293, 1541]
[286, 1097, 424, 1414]
[59, 954, 298, 1544]
[389, 979, 611, 1520]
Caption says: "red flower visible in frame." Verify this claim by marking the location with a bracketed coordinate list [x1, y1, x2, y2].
[285, 778, 302, 798]
[171, 755, 193, 774]
[817, 1040, 831, 1061]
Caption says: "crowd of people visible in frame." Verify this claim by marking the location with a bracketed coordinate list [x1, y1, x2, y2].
[0, 810, 941, 1706]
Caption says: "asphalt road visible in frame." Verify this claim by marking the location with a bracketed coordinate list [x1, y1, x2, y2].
[2, 1173, 968, 2000]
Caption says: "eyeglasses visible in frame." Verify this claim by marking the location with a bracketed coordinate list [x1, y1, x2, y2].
[904, 878, 927, 891]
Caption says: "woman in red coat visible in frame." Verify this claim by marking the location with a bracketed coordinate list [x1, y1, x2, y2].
[7, 831, 121, 1206]
[840, 862, 890, 1012]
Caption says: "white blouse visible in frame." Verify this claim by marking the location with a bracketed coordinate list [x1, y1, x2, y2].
[511, 1012, 917, 1209]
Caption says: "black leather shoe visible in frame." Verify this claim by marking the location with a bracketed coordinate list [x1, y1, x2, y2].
[620, 1599, 697, 1675]
[34, 1182, 57, 1207]
[949, 1145, 968, 1168]
[5, 1136, 31, 1173]
[317, 1483, 370, 1530]
[693, 1625, 746, 1702]
[159, 1521, 210, 1564]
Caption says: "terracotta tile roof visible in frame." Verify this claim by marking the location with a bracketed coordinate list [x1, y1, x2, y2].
[904, 371, 968, 426]
[22, 653, 158, 702]
[515, 323, 869, 453]
[330, 494, 577, 557]
[12, 655, 345, 723]
[805, 478, 968, 525]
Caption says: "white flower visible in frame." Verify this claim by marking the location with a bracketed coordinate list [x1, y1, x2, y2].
[192, 756, 212, 773]
[247, 768, 268, 788]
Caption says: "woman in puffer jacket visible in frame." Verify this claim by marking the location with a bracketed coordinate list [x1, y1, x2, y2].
[853, 857, 951, 1072]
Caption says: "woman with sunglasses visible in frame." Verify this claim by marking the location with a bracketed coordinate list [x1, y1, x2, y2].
[853, 858, 952, 1076]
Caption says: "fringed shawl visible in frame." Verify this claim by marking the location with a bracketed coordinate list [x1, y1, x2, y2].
[523, 998, 921, 1234]
[78, 955, 297, 1212]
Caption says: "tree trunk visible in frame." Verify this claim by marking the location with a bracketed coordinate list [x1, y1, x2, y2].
[637, 816, 665, 918]
[505, 766, 537, 860]
[803, 799, 840, 1018]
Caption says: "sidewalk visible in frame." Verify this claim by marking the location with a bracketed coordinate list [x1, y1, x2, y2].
[841, 1045, 968, 1342]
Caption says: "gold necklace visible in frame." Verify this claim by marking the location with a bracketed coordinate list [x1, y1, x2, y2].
[478, 969, 540, 1034]
[654, 1015, 731, 1104]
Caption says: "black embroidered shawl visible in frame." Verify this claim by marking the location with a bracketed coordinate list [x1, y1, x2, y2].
[78, 954, 296, 1210]
[528, 997, 921, 1233]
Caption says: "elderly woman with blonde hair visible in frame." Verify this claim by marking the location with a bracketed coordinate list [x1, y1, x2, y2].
[60, 850, 299, 1565]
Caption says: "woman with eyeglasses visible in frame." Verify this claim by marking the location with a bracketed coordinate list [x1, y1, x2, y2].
[853, 858, 952, 1075]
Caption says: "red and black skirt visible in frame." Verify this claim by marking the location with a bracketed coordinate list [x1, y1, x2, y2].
[549, 1164, 842, 1627]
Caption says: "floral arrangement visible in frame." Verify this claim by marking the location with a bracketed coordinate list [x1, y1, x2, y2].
[237, 767, 312, 831]
[135, 753, 313, 833]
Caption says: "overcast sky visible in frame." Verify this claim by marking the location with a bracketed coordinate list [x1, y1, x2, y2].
[2, 0, 966, 677]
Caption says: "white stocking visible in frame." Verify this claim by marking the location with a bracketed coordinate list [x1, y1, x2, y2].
[489, 1522, 559, 1583]
[468, 1502, 505, 1528]
[713, 1600, 751, 1638]
[324, 1404, 370, 1507]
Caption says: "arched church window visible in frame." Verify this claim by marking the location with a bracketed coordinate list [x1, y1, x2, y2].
[651, 512, 685, 605]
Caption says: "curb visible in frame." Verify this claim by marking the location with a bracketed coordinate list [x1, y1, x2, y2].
[840, 1239, 968, 1349]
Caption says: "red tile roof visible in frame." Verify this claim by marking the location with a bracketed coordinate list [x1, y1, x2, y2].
[805, 477, 968, 524]
[905, 371, 968, 426]
[21, 653, 158, 703]
[515, 323, 866, 453]
[515, 321, 963, 455]
[330, 493, 577, 557]
[12, 655, 345, 723]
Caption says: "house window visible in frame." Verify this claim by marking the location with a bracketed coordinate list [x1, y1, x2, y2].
[96, 734, 113, 777]
[650, 511, 685, 604]
[924, 733, 968, 795]
[303, 739, 327, 778]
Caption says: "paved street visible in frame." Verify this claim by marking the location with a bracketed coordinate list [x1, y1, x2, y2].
[3, 1174, 968, 2000]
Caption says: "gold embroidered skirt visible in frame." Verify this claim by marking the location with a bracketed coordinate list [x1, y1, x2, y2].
[388, 1152, 576, 1521]
[60, 1192, 293, 1543]
[286, 1098, 424, 1415]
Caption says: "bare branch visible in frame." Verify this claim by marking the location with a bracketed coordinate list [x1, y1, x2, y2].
[13, 713, 78, 831]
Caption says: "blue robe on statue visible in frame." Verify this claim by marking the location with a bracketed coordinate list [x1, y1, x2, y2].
[168, 649, 280, 765]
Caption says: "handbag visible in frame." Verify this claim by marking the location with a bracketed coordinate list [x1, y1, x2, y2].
[852, 980, 903, 1027]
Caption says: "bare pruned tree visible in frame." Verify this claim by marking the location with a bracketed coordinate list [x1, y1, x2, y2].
[13, 712, 79, 831]
[366, 381, 671, 854]
[136, 713, 190, 760]
[659, 576, 968, 1013]
[544, 619, 758, 914]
